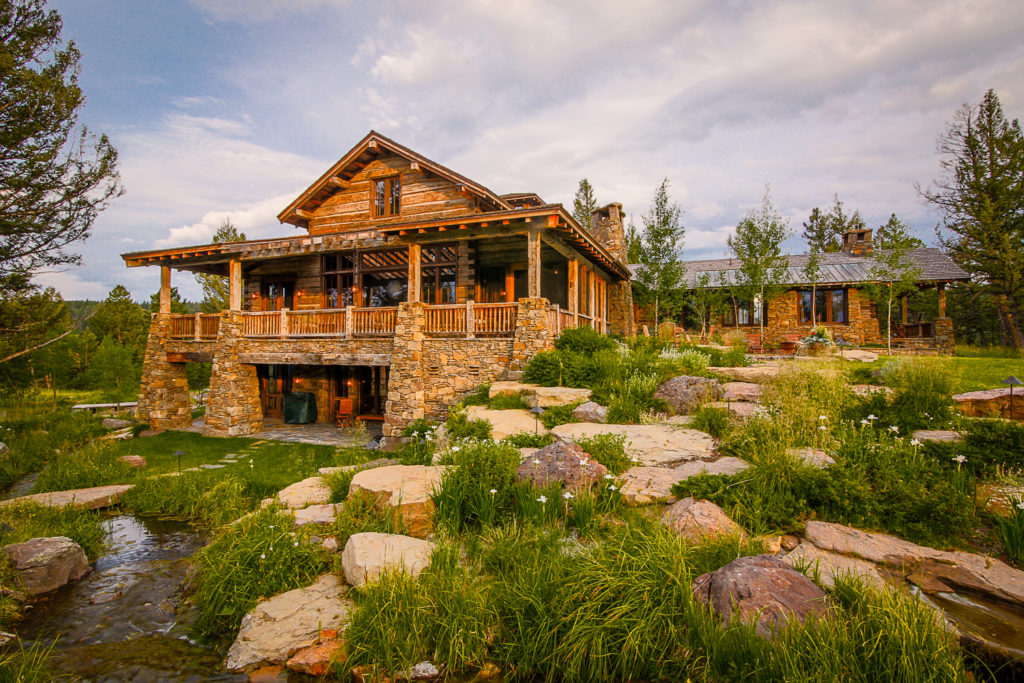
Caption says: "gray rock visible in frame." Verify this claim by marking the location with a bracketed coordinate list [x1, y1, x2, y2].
[551, 423, 717, 466]
[787, 447, 835, 468]
[2, 536, 89, 596]
[661, 498, 742, 540]
[516, 440, 609, 492]
[572, 401, 608, 423]
[341, 533, 435, 587]
[0, 442, 8, 457]
[101, 418, 131, 430]
[653, 375, 723, 414]
[692, 554, 832, 639]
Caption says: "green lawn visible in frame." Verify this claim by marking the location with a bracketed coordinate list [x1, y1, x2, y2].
[850, 355, 1024, 394]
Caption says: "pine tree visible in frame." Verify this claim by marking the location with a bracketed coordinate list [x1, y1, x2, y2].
[88, 285, 149, 359]
[196, 220, 246, 312]
[876, 213, 923, 249]
[635, 179, 685, 325]
[728, 189, 792, 341]
[920, 89, 1024, 347]
[801, 195, 865, 252]
[572, 178, 597, 230]
[866, 218, 922, 355]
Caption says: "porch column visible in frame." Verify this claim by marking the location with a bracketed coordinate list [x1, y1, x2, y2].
[527, 230, 541, 299]
[229, 259, 242, 311]
[159, 265, 171, 314]
[900, 294, 908, 325]
[568, 258, 579, 316]
[937, 283, 947, 317]
[408, 243, 422, 302]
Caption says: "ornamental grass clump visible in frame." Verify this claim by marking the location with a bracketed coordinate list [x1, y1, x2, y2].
[691, 404, 733, 439]
[0, 501, 105, 559]
[575, 432, 630, 474]
[433, 439, 520, 533]
[997, 497, 1024, 566]
[191, 507, 328, 644]
[332, 489, 406, 549]
[31, 439, 138, 493]
[848, 358, 956, 433]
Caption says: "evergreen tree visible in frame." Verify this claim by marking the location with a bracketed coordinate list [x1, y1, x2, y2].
[149, 287, 191, 314]
[635, 179, 685, 325]
[920, 89, 1024, 348]
[728, 188, 792, 340]
[866, 219, 923, 355]
[572, 178, 597, 230]
[801, 195, 865, 252]
[876, 213, 923, 249]
[0, 277, 68, 392]
[196, 220, 246, 312]
[0, 0, 122, 286]
[88, 285, 149, 359]
[625, 217, 642, 263]
[87, 336, 137, 406]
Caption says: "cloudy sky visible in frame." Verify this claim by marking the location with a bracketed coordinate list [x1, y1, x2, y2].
[38, 0, 1024, 301]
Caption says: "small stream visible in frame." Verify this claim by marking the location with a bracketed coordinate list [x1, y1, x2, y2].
[16, 513, 246, 682]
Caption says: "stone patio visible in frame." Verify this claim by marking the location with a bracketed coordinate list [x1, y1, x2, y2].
[178, 417, 381, 448]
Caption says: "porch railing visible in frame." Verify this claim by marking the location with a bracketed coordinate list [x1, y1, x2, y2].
[425, 301, 518, 337]
[549, 304, 599, 336]
[239, 307, 398, 338]
[352, 307, 397, 336]
[167, 313, 220, 340]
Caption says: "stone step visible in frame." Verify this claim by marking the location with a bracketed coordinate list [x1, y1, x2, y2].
[0, 484, 134, 511]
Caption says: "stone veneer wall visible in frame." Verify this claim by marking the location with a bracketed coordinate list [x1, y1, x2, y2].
[204, 312, 264, 437]
[510, 297, 555, 370]
[933, 317, 954, 354]
[590, 203, 636, 337]
[136, 314, 193, 430]
[762, 288, 882, 345]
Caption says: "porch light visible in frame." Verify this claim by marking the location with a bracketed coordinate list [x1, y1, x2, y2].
[1002, 376, 1022, 417]
[530, 405, 544, 434]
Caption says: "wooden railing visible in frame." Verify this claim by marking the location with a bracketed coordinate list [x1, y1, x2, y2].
[241, 311, 280, 337]
[352, 307, 397, 336]
[424, 301, 518, 337]
[549, 305, 602, 336]
[287, 309, 346, 337]
[167, 313, 220, 339]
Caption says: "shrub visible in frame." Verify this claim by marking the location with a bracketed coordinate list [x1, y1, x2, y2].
[539, 402, 580, 429]
[190, 508, 329, 644]
[446, 407, 492, 441]
[691, 405, 732, 439]
[432, 440, 521, 532]
[606, 371, 663, 424]
[576, 433, 630, 474]
[488, 392, 529, 410]
[658, 347, 711, 377]
[848, 358, 956, 433]
[522, 351, 563, 386]
[459, 384, 490, 407]
[923, 418, 1024, 475]
[554, 326, 617, 356]
[324, 467, 357, 503]
[502, 432, 554, 448]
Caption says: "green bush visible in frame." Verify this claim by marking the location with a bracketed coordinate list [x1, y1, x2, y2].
[324, 467, 357, 503]
[997, 496, 1024, 566]
[576, 433, 630, 474]
[488, 392, 529, 410]
[123, 470, 260, 527]
[433, 440, 520, 532]
[922, 418, 1024, 475]
[539, 402, 580, 429]
[190, 507, 329, 644]
[847, 358, 955, 433]
[502, 432, 554, 448]
[333, 489, 406, 548]
[446, 407, 492, 441]
[522, 351, 563, 386]
[554, 326, 617, 356]
[459, 384, 490, 407]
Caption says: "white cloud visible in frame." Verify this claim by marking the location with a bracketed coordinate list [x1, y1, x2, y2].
[155, 192, 302, 247]
[33, 270, 113, 301]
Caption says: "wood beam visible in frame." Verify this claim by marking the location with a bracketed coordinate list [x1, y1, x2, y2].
[528, 230, 542, 299]
[367, 140, 378, 149]
[326, 176, 349, 189]
[229, 259, 242, 311]
[900, 295, 908, 325]
[159, 266, 171, 314]
[408, 243, 422, 303]
[938, 283, 947, 318]
[293, 209, 314, 220]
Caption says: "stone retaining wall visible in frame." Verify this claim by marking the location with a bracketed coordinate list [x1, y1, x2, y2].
[204, 312, 264, 437]
[136, 314, 193, 430]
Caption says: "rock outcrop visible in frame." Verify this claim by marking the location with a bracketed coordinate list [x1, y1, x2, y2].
[572, 401, 608, 423]
[661, 498, 742, 540]
[464, 406, 545, 440]
[341, 532, 436, 587]
[276, 477, 332, 509]
[348, 465, 446, 539]
[0, 484, 134, 511]
[551, 423, 716, 466]
[619, 458, 748, 506]
[652, 375, 723, 414]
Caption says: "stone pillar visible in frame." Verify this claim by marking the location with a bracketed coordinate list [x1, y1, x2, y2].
[204, 311, 264, 437]
[382, 301, 427, 443]
[137, 314, 192, 430]
[934, 317, 955, 355]
[511, 297, 553, 370]
[607, 281, 636, 337]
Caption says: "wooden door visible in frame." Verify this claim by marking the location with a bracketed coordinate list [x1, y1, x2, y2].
[259, 365, 292, 418]
[262, 281, 294, 311]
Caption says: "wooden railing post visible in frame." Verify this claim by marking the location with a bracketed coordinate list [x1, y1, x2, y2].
[553, 304, 561, 335]
[466, 300, 475, 338]
[345, 306, 354, 338]
[280, 308, 289, 338]
[194, 312, 201, 341]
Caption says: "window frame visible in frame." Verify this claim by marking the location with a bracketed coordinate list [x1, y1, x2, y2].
[372, 175, 401, 218]
[799, 287, 849, 324]
[723, 298, 766, 327]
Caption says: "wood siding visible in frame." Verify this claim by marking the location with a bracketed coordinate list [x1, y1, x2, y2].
[307, 152, 480, 235]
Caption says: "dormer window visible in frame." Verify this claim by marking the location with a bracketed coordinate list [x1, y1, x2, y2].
[373, 175, 401, 217]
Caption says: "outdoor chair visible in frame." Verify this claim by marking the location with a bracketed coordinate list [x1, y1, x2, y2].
[335, 397, 354, 427]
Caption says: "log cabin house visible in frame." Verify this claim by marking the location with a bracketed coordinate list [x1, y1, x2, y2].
[123, 131, 634, 440]
[637, 228, 969, 353]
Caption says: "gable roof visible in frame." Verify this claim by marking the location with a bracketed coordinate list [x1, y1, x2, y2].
[629, 248, 970, 287]
[278, 130, 512, 227]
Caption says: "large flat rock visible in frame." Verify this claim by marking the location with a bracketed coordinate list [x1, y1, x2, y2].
[488, 382, 591, 408]
[0, 484, 134, 511]
[708, 364, 782, 383]
[619, 458, 748, 506]
[225, 574, 353, 672]
[953, 388, 1023, 420]
[551, 423, 716, 466]
[348, 465, 446, 539]
[341, 532, 435, 587]
[721, 382, 762, 402]
[911, 429, 962, 444]
[464, 406, 546, 441]
[783, 543, 889, 589]
[661, 498, 742, 540]
[277, 477, 331, 509]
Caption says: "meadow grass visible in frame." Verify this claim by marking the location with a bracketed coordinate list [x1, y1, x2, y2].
[0, 407, 106, 490]
[855, 354, 1024, 394]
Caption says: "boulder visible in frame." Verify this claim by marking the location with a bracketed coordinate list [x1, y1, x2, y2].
[224, 574, 353, 672]
[523, 386, 592, 409]
[276, 477, 331, 509]
[572, 401, 608, 423]
[101, 417, 131, 430]
[804, 521, 1024, 607]
[551, 423, 716, 466]
[953, 388, 1023, 420]
[692, 555, 832, 639]
[117, 455, 146, 468]
[707, 401, 759, 419]
[661, 498, 742, 540]
[783, 543, 889, 589]
[516, 440, 609, 492]
[619, 458, 748, 506]
[1, 536, 89, 596]
[652, 375, 723, 414]
[0, 484, 134, 511]
[348, 465, 446, 539]
[721, 382, 762, 402]
[293, 504, 338, 527]
[841, 349, 879, 362]
[488, 381, 535, 398]
[464, 406, 545, 441]
[708, 364, 782, 383]
[318, 458, 401, 476]
[341, 532, 435, 587]
[286, 639, 343, 676]
[911, 429, 963, 444]
[249, 665, 288, 683]
[0, 442, 8, 457]
[787, 447, 835, 468]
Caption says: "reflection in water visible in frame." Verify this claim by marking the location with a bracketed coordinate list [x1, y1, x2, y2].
[17, 514, 247, 682]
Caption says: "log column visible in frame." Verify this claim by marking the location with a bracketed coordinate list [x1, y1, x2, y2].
[159, 266, 171, 314]
[408, 243, 422, 303]
[229, 259, 242, 311]
[527, 231, 541, 299]
[568, 258, 579, 321]
[937, 283, 947, 318]
[901, 294, 908, 325]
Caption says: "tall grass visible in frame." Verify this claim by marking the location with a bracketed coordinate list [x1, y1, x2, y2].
[0, 408, 105, 490]
[433, 440, 520, 533]
[122, 469, 275, 527]
[0, 502, 105, 559]
[997, 496, 1024, 566]
[31, 440, 138, 493]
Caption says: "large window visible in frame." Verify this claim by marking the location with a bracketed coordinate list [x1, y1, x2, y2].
[723, 297, 765, 326]
[373, 176, 401, 217]
[421, 244, 457, 304]
[799, 288, 847, 324]
[322, 249, 408, 308]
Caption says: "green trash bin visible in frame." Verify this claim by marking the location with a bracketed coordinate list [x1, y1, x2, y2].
[283, 392, 317, 424]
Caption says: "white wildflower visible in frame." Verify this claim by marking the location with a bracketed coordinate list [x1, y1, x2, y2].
[563, 491, 574, 500]
[537, 495, 548, 504]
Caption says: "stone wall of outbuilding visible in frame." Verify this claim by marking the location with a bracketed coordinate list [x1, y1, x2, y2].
[136, 314, 193, 431]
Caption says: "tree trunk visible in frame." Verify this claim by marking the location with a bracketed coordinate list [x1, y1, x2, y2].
[886, 287, 894, 356]
[994, 296, 1024, 349]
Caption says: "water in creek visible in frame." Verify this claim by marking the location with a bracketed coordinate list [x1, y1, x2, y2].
[16, 513, 246, 682]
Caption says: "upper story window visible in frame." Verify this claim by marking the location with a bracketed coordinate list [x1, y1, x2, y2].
[799, 288, 848, 324]
[373, 175, 401, 217]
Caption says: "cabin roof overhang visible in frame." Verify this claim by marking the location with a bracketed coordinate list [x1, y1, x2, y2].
[277, 130, 512, 229]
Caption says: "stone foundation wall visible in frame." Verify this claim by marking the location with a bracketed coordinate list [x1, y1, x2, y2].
[608, 280, 636, 337]
[204, 312, 264, 437]
[763, 289, 882, 345]
[136, 314, 192, 430]
[511, 298, 555, 370]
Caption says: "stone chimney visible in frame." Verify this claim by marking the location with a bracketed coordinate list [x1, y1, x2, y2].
[841, 228, 873, 256]
[589, 202, 627, 264]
